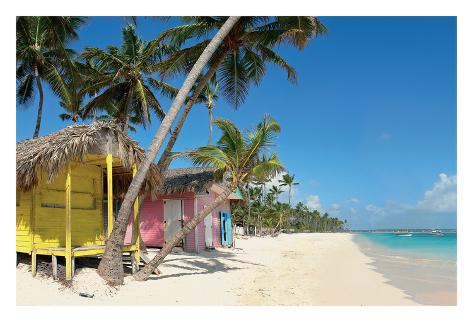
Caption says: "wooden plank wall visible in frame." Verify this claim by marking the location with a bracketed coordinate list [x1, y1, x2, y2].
[16, 189, 33, 253]
[30, 163, 105, 249]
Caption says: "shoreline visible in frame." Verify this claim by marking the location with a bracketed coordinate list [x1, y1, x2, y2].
[352, 233, 457, 305]
[17, 233, 418, 305]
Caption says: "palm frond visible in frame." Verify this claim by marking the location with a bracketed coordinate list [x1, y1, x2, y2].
[242, 46, 266, 85]
[82, 83, 127, 117]
[188, 146, 230, 170]
[16, 74, 35, 105]
[256, 45, 297, 84]
[249, 153, 285, 182]
[81, 47, 125, 70]
[43, 63, 73, 108]
[59, 113, 72, 121]
[141, 83, 165, 120]
[218, 49, 249, 108]
[214, 118, 244, 156]
[158, 20, 218, 47]
[156, 40, 210, 77]
[148, 78, 179, 100]
[134, 79, 149, 123]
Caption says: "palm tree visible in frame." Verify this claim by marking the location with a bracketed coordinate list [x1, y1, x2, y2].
[55, 57, 97, 123]
[269, 185, 284, 199]
[133, 115, 283, 280]
[270, 202, 290, 235]
[204, 81, 219, 144]
[80, 24, 175, 132]
[97, 16, 241, 285]
[279, 173, 299, 206]
[247, 185, 262, 234]
[16, 16, 86, 137]
[155, 16, 327, 171]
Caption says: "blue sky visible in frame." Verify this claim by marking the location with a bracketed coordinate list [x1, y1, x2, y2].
[16, 17, 457, 229]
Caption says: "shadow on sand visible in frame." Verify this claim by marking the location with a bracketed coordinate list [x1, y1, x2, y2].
[17, 248, 265, 282]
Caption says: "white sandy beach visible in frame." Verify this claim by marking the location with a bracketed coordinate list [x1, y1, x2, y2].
[16, 233, 417, 305]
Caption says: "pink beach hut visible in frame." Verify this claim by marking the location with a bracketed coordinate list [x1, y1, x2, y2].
[125, 168, 242, 252]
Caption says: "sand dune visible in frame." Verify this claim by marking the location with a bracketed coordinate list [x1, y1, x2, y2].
[16, 233, 417, 305]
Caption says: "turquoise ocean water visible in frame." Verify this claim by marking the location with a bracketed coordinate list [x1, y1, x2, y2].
[355, 232, 457, 262]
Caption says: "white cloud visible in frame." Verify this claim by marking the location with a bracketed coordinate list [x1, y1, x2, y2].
[262, 171, 304, 204]
[330, 203, 341, 216]
[250, 171, 298, 203]
[263, 172, 289, 193]
[306, 195, 321, 211]
[365, 204, 385, 216]
[349, 198, 359, 203]
[344, 172, 457, 229]
[415, 173, 457, 213]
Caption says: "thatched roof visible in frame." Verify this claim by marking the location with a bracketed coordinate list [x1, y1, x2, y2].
[16, 121, 161, 192]
[161, 167, 218, 195]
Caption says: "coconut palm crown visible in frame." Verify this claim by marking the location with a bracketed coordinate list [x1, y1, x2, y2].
[80, 24, 178, 131]
[16, 16, 86, 137]
[189, 115, 285, 188]
[278, 173, 299, 205]
[158, 16, 327, 108]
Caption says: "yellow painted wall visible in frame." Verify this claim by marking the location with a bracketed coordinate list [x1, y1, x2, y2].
[16, 161, 105, 252]
[16, 189, 32, 253]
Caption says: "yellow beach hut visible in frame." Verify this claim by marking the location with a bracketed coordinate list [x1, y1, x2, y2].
[16, 121, 160, 280]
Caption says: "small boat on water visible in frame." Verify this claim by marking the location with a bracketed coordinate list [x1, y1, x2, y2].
[395, 231, 413, 237]
[431, 230, 444, 236]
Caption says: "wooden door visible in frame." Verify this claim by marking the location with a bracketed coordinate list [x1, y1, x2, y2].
[164, 199, 182, 244]
[204, 213, 213, 247]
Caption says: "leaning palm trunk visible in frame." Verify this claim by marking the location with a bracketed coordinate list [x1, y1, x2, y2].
[133, 182, 237, 281]
[97, 16, 241, 285]
[156, 50, 226, 169]
[135, 196, 161, 276]
[138, 235, 161, 276]
[272, 215, 282, 236]
[273, 212, 287, 236]
[33, 65, 43, 138]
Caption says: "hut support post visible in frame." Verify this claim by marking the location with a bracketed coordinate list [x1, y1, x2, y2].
[65, 163, 73, 280]
[131, 163, 140, 273]
[31, 249, 37, 277]
[52, 255, 57, 280]
[30, 186, 36, 276]
[106, 154, 113, 237]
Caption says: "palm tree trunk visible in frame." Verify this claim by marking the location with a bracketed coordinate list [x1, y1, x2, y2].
[208, 107, 213, 145]
[247, 198, 251, 236]
[288, 185, 291, 206]
[97, 16, 240, 286]
[33, 65, 43, 139]
[133, 182, 237, 281]
[272, 215, 282, 236]
[133, 195, 161, 275]
[156, 49, 227, 170]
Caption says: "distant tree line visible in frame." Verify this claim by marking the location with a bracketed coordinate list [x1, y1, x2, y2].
[232, 173, 347, 235]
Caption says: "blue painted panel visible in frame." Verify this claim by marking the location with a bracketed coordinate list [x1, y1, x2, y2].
[220, 211, 225, 246]
[220, 211, 232, 247]
[225, 213, 232, 245]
